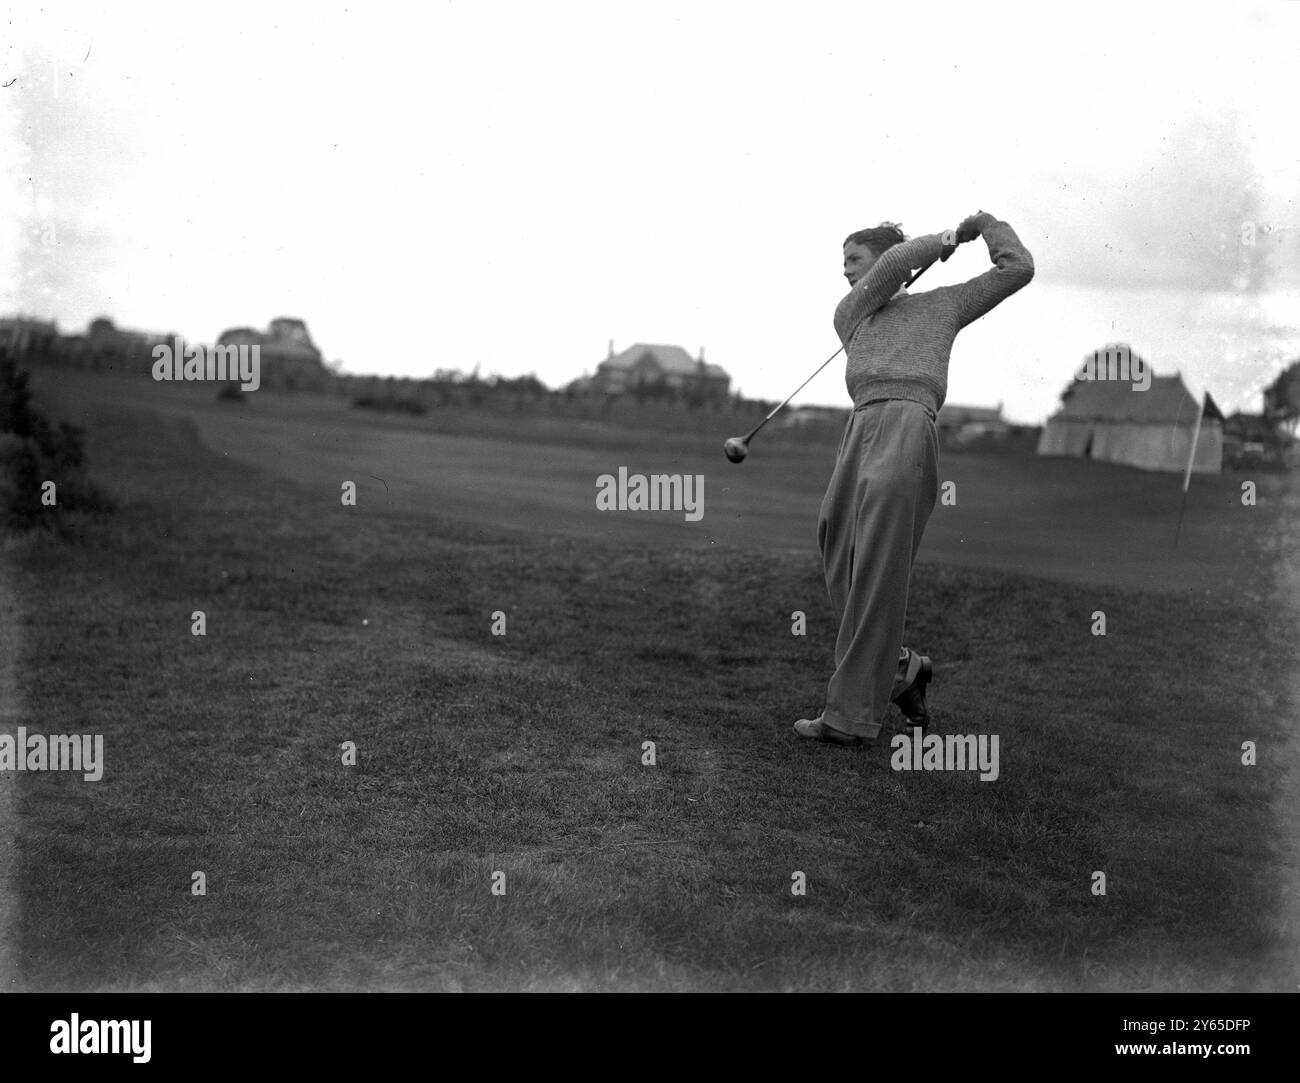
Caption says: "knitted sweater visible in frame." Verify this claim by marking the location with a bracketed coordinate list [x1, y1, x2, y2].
[833, 214, 1034, 413]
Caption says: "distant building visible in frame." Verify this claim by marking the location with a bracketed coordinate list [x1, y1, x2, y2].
[217, 317, 325, 385]
[0, 316, 58, 360]
[62, 317, 172, 372]
[579, 341, 730, 401]
[771, 404, 850, 431]
[1038, 360, 1223, 473]
[1222, 411, 1286, 468]
[86, 316, 167, 351]
[1222, 411, 1276, 448]
[937, 402, 1009, 443]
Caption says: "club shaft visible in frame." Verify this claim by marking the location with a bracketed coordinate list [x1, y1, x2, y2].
[747, 345, 843, 435]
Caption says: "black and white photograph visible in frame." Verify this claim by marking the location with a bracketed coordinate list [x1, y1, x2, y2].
[1, 0, 1297, 1059]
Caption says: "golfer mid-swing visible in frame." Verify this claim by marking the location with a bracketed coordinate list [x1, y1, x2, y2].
[795, 211, 1034, 747]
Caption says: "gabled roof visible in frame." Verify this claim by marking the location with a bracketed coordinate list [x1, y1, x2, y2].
[1052, 373, 1223, 424]
[599, 343, 726, 378]
[217, 326, 322, 360]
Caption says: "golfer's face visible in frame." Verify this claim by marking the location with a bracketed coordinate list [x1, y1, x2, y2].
[843, 241, 877, 287]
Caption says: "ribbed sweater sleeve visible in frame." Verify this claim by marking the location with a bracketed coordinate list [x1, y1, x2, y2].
[833, 233, 945, 346]
[953, 217, 1035, 327]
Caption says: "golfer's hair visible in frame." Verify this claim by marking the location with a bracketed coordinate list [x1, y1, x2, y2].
[844, 221, 906, 256]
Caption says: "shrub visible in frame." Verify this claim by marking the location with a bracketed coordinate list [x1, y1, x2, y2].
[0, 353, 116, 533]
[352, 394, 428, 417]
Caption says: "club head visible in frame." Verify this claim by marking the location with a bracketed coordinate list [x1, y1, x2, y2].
[723, 436, 749, 463]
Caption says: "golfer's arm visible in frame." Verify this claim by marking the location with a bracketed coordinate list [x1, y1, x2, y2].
[834, 234, 945, 344]
[953, 216, 1035, 327]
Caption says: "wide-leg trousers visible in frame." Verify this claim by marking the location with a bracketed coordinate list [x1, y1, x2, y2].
[816, 399, 939, 739]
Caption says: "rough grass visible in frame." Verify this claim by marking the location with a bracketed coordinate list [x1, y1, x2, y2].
[6, 397, 1295, 991]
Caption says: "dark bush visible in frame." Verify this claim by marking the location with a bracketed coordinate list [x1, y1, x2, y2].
[352, 394, 428, 416]
[0, 352, 115, 533]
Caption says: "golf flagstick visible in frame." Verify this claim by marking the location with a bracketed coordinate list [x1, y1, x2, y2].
[1173, 387, 1207, 549]
[724, 255, 942, 461]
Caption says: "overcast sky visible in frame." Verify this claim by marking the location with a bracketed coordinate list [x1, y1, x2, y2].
[3, 1, 1297, 422]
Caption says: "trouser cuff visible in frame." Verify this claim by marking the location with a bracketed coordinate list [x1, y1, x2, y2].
[822, 714, 882, 741]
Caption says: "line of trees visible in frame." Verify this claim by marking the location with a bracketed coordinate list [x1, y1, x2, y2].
[1263, 359, 1300, 437]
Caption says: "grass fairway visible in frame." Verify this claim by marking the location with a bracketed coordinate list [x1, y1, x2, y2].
[5, 381, 1298, 991]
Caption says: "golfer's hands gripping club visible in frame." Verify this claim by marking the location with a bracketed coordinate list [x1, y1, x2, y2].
[956, 210, 993, 244]
[939, 211, 994, 263]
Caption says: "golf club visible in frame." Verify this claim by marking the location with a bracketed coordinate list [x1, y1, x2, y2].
[723, 249, 948, 463]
